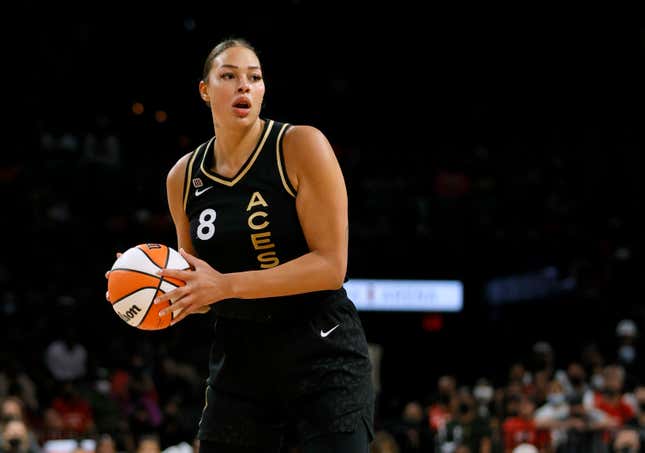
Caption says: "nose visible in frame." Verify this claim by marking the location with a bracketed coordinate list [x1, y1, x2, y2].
[237, 76, 251, 93]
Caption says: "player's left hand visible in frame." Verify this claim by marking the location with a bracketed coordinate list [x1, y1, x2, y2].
[154, 248, 232, 325]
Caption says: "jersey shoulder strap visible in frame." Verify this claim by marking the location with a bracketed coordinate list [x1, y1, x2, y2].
[272, 121, 297, 198]
[182, 137, 214, 212]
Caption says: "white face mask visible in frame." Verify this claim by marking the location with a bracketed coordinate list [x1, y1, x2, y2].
[548, 393, 566, 405]
[474, 385, 493, 403]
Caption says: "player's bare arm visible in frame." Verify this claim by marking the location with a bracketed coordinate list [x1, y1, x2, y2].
[166, 152, 199, 256]
[163, 152, 211, 317]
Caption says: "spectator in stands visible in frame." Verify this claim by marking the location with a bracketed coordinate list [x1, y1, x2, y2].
[473, 378, 495, 418]
[502, 381, 525, 420]
[94, 434, 116, 453]
[126, 357, 162, 442]
[581, 344, 606, 393]
[0, 363, 39, 414]
[439, 390, 492, 453]
[135, 434, 160, 453]
[532, 343, 555, 377]
[428, 375, 457, 434]
[0, 398, 39, 453]
[508, 363, 532, 392]
[556, 362, 590, 402]
[158, 396, 194, 450]
[557, 392, 616, 452]
[0, 419, 40, 453]
[534, 380, 570, 450]
[592, 365, 635, 427]
[389, 401, 433, 452]
[48, 382, 94, 437]
[530, 371, 550, 409]
[84, 370, 122, 441]
[1, 398, 27, 424]
[502, 395, 549, 452]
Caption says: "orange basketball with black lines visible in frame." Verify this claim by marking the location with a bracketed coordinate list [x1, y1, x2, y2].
[107, 243, 190, 330]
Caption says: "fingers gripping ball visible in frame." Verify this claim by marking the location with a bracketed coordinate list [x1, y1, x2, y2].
[107, 244, 189, 330]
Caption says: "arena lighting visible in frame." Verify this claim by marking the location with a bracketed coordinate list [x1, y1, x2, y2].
[132, 102, 144, 115]
[155, 110, 168, 123]
[344, 279, 463, 312]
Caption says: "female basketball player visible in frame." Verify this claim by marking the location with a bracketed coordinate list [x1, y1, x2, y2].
[152, 39, 373, 452]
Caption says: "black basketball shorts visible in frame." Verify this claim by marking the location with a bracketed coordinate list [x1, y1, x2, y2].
[196, 290, 374, 450]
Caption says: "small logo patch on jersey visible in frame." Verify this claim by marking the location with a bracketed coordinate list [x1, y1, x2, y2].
[192, 177, 203, 188]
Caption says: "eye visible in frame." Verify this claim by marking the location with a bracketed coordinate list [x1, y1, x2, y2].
[251, 74, 263, 82]
[220, 72, 235, 80]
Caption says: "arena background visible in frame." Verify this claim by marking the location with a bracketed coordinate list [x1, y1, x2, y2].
[3, 3, 644, 452]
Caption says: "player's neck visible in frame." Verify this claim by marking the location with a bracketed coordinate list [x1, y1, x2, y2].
[212, 119, 264, 170]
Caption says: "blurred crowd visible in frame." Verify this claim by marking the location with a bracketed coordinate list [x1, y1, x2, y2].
[371, 320, 645, 453]
[1, 317, 644, 453]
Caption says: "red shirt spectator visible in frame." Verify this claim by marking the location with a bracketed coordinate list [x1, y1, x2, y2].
[593, 391, 635, 425]
[502, 417, 550, 451]
[502, 395, 550, 452]
[428, 403, 452, 432]
[49, 384, 94, 435]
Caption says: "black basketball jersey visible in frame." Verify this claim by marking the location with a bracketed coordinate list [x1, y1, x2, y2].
[183, 118, 340, 321]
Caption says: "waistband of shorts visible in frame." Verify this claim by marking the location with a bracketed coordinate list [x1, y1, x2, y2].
[212, 287, 348, 323]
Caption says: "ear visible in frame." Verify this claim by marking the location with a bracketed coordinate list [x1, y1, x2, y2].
[199, 80, 210, 103]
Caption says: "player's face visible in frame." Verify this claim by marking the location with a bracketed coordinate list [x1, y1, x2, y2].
[200, 46, 265, 127]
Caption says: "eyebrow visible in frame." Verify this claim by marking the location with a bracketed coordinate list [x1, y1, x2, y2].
[220, 64, 261, 70]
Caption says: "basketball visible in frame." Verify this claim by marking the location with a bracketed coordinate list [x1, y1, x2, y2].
[107, 243, 190, 330]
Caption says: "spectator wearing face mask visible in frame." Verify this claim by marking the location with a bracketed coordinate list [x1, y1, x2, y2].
[390, 401, 433, 452]
[473, 379, 495, 418]
[534, 380, 569, 449]
[439, 391, 492, 453]
[555, 361, 590, 403]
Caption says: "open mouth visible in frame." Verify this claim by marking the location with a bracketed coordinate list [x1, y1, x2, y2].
[232, 98, 251, 109]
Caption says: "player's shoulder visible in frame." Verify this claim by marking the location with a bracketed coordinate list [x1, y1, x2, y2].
[283, 124, 327, 145]
[167, 151, 193, 184]
[282, 124, 334, 163]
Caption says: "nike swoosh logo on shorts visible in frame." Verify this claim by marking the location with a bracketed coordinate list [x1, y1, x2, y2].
[320, 324, 340, 338]
[195, 186, 213, 196]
